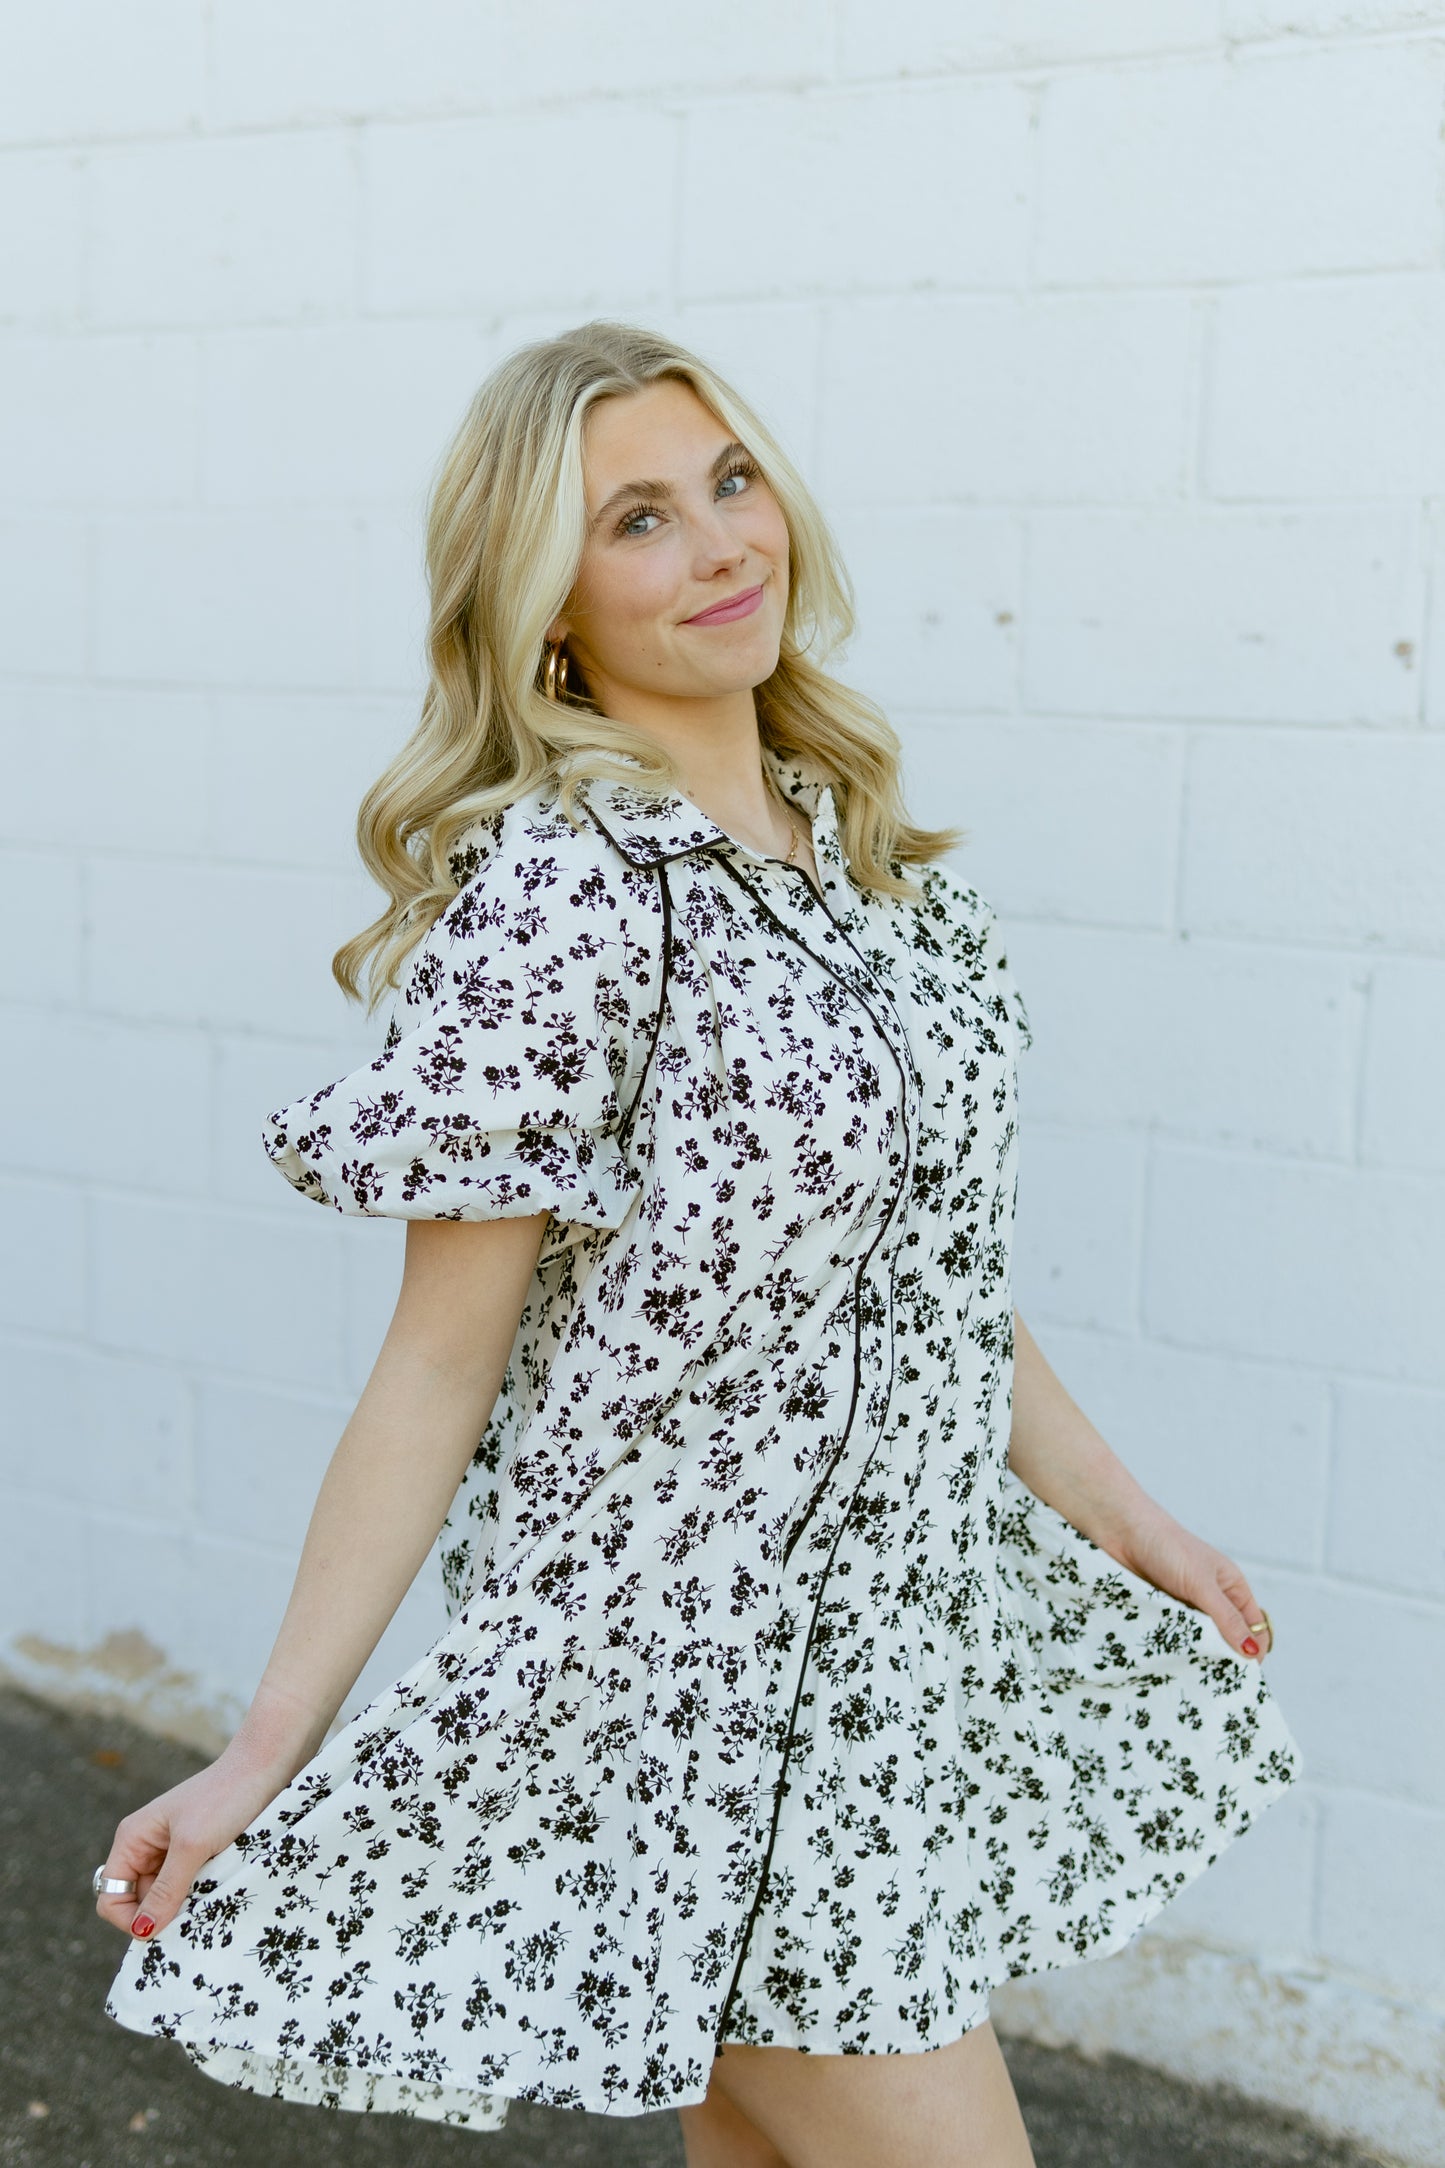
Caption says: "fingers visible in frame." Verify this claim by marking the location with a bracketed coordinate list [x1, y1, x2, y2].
[94, 1809, 164, 1936]
[95, 1806, 204, 1939]
[1216, 1558, 1268, 1662]
[125, 1842, 209, 1939]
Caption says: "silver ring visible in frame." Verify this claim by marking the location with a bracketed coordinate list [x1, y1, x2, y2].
[93, 1865, 138, 1898]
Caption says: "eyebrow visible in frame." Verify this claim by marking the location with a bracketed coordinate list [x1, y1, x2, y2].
[588, 440, 753, 530]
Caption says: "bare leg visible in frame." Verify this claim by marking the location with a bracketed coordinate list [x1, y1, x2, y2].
[700, 2018, 1036, 2168]
[678, 2073, 794, 2168]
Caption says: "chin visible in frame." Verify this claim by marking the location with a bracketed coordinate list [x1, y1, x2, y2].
[727, 621, 785, 678]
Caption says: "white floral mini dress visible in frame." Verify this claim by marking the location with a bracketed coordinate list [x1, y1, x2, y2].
[105, 745, 1304, 2128]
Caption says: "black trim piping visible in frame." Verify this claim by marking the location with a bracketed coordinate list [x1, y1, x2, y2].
[572, 808, 923, 2045]
[582, 804, 676, 1157]
[616, 859, 674, 1154]
[708, 850, 918, 2045]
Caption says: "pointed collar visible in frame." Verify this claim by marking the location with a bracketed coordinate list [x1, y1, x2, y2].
[571, 744, 846, 876]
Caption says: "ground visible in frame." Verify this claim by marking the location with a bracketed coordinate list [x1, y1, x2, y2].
[0, 1686, 1389, 2168]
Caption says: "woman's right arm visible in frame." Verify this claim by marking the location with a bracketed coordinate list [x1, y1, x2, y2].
[96, 1207, 550, 1942]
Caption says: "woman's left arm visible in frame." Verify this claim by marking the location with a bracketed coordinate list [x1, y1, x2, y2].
[1008, 1310, 1270, 1664]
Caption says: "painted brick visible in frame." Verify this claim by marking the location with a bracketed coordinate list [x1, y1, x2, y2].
[1012, 1128, 1145, 1332]
[1261, 1571, 1445, 1810]
[362, 109, 676, 319]
[196, 1377, 352, 1551]
[208, 0, 834, 127]
[0, 1007, 210, 1193]
[1144, 1148, 1445, 1386]
[0, 519, 90, 679]
[1328, 1381, 1445, 1602]
[215, 1024, 385, 1212]
[1150, 1783, 1318, 1954]
[827, 508, 1021, 712]
[1421, 501, 1445, 726]
[80, 1516, 293, 1714]
[1226, 0, 1439, 32]
[1207, 274, 1445, 501]
[341, 1223, 411, 1397]
[1037, 44, 1445, 285]
[898, 721, 1184, 931]
[115, 1413, 448, 1726]
[818, 294, 1195, 504]
[839, 0, 1221, 73]
[0, 332, 199, 508]
[668, 302, 825, 478]
[207, 692, 407, 871]
[1359, 956, 1445, 1173]
[1181, 731, 1445, 951]
[0, 1492, 89, 1647]
[87, 856, 378, 1037]
[200, 321, 494, 508]
[1024, 508, 1423, 725]
[1011, 925, 1364, 1158]
[3, 1344, 192, 1516]
[680, 81, 1033, 301]
[1, 1349, 93, 1508]
[0, 0, 204, 144]
[359, 507, 431, 694]
[93, 512, 362, 689]
[0, 688, 209, 855]
[5, 0, 1445, 2109]
[0, 151, 86, 324]
[0, 852, 84, 1005]
[1315, 1789, 1445, 1999]
[88, 133, 358, 329]
[0, 1176, 85, 1336]
[1022, 1323, 1330, 1572]
[90, 1194, 346, 1393]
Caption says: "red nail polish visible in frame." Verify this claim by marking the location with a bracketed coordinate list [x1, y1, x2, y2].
[132, 1915, 155, 1938]
[1242, 1637, 1259, 1656]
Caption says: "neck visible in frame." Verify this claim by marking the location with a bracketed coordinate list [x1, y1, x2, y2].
[584, 680, 785, 849]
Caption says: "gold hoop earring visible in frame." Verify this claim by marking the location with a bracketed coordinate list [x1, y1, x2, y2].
[544, 642, 571, 702]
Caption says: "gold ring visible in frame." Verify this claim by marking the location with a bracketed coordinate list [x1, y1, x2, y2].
[1245, 1609, 1273, 1650]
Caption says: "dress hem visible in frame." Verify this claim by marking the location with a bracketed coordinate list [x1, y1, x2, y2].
[103, 1745, 1300, 2125]
[721, 1744, 1300, 2055]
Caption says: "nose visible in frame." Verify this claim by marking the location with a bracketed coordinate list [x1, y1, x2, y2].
[687, 496, 748, 572]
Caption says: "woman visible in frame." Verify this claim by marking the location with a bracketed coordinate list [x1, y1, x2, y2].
[98, 321, 1302, 2168]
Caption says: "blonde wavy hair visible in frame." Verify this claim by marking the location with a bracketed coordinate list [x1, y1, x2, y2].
[334, 318, 963, 1012]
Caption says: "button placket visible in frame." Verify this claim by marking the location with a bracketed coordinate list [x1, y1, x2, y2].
[705, 852, 923, 2047]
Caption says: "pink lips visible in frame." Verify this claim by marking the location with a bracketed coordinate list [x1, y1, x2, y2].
[682, 582, 766, 627]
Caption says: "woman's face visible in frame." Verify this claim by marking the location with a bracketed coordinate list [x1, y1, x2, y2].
[551, 377, 791, 717]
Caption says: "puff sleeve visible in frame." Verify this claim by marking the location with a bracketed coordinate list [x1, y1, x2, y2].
[979, 900, 1033, 1055]
[261, 806, 664, 1249]
[923, 863, 1034, 1057]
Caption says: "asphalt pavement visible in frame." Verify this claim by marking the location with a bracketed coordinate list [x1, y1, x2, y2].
[0, 1686, 1392, 2168]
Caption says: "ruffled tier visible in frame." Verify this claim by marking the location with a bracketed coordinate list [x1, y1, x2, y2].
[106, 1473, 1302, 2127]
[719, 1469, 1303, 2052]
[105, 1585, 774, 2127]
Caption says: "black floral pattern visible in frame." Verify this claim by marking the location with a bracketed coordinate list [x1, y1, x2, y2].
[105, 745, 1303, 2128]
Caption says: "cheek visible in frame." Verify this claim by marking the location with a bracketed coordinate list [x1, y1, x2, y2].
[575, 550, 677, 653]
[752, 497, 791, 568]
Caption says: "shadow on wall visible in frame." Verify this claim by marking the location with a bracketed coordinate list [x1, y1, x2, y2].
[2, 1629, 240, 1759]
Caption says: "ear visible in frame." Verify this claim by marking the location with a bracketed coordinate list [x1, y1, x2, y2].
[545, 616, 570, 646]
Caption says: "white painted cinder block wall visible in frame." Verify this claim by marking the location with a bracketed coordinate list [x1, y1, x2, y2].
[2, 5, 1442, 2160]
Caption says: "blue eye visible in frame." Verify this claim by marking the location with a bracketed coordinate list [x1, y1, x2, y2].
[718, 457, 759, 499]
[612, 457, 761, 539]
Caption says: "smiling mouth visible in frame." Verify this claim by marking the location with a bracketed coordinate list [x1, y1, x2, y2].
[682, 582, 766, 627]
